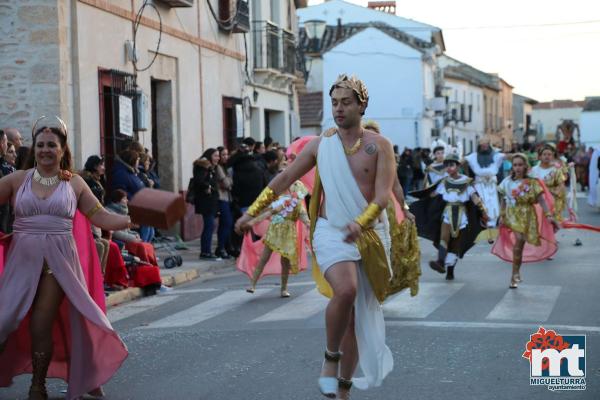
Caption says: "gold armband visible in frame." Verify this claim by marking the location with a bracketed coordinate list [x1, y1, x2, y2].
[85, 202, 103, 219]
[355, 203, 383, 230]
[247, 187, 277, 217]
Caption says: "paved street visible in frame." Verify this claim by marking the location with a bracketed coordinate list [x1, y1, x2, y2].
[2, 199, 600, 400]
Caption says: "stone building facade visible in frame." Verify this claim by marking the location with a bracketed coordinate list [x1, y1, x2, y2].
[0, 0, 304, 193]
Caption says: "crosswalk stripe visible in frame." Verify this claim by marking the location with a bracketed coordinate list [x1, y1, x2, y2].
[383, 282, 465, 319]
[486, 285, 561, 322]
[159, 288, 219, 295]
[251, 288, 328, 323]
[108, 295, 180, 323]
[140, 289, 270, 329]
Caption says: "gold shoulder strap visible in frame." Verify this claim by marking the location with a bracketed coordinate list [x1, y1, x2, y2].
[322, 128, 336, 137]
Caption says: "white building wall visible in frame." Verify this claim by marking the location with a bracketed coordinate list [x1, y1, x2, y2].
[580, 111, 600, 148]
[441, 79, 485, 156]
[322, 28, 425, 149]
[532, 107, 582, 140]
[297, 0, 438, 43]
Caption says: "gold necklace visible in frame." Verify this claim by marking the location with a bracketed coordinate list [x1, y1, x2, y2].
[339, 130, 363, 156]
[33, 169, 60, 186]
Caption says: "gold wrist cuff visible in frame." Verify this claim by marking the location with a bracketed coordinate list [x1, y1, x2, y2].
[247, 187, 277, 217]
[85, 202, 103, 219]
[355, 203, 383, 230]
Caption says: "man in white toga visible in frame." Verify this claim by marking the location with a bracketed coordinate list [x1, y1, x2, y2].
[236, 75, 396, 399]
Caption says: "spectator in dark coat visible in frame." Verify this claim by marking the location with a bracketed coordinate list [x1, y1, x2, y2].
[111, 149, 145, 199]
[137, 153, 155, 189]
[193, 148, 221, 259]
[81, 155, 106, 204]
[147, 155, 161, 190]
[111, 149, 154, 242]
[398, 148, 414, 194]
[228, 144, 268, 210]
[15, 146, 30, 170]
[261, 150, 280, 184]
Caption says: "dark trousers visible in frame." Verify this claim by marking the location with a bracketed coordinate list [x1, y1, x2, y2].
[201, 213, 216, 254]
[217, 200, 233, 252]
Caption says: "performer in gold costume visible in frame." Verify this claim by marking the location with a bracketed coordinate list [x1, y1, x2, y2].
[529, 143, 567, 222]
[493, 154, 559, 288]
[242, 181, 309, 297]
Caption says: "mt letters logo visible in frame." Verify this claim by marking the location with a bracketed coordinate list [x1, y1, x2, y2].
[523, 327, 586, 391]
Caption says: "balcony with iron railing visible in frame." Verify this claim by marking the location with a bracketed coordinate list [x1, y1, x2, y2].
[252, 21, 297, 87]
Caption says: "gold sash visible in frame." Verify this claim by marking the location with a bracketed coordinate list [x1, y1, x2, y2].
[309, 168, 421, 303]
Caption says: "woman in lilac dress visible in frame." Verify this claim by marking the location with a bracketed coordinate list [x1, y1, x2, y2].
[0, 120, 130, 400]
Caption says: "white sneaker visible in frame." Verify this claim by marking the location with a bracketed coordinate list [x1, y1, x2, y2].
[159, 285, 173, 293]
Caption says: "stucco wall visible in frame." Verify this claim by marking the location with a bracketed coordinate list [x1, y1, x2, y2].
[442, 78, 485, 155]
[580, 111, 600, 148]
[297, 0, 437, 43]
[322, 28, 425, 149]
[532, 107, 582, 140]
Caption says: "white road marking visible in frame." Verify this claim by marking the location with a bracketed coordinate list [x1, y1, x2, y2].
[158, 288, 219, 295]
[486, 285, 561, 322]
[386, 320, 600, 334]
[251, 289, 328, 323]
[108, 295, 180, 323]
[140, 289, 270, 329]
[383, 282, 465, 319]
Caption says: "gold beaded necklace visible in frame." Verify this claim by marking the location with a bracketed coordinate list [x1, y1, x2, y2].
[339, 130, 363, 156]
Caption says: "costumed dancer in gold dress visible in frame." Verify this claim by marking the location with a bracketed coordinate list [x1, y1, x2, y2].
[243, 181, 309, 297]
[529, 143, 567, 222]
[493, 154, 559, 288]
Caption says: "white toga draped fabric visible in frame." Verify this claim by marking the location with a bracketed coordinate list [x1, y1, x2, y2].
[465, 151, 504, 227]
[312, 133, 393, 390]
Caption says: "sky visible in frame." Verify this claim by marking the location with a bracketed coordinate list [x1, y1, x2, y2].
[306, 0, 600, 102]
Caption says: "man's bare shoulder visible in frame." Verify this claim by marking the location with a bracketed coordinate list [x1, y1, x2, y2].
[304, 135, 322, 154]
[362, 130, 392, 156]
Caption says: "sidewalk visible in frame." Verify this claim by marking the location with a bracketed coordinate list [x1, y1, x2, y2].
[105, 239, 237, 308]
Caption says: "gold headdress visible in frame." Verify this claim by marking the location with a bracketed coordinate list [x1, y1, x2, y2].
[511, 152, 530, 168]
[329, 74, 369, 105]
[31, 115, 68, 139]
[362, 120, 380, 133]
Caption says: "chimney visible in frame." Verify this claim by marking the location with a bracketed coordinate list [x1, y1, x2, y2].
[367, 1, 396, 14]
[336, 17, 342, 40]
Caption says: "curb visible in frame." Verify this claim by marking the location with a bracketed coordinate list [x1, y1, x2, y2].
[106, 260, 236, 308]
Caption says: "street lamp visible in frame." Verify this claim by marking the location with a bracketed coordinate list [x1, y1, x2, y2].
[447, 100, 460, 147]
[304, 19, 327, 54]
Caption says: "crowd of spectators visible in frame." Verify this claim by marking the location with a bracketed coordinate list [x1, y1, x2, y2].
[189, 136, 288, 260]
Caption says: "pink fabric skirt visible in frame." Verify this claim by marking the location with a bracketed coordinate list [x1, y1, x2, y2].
[236, 219, 309, 279]
[0, 211, 128, 400]
[492, 179, 558, 263]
